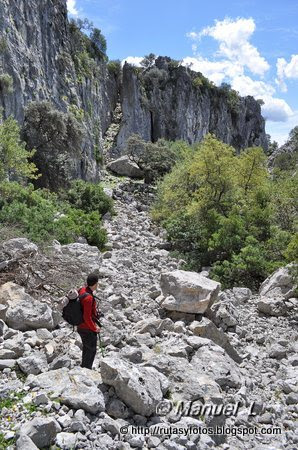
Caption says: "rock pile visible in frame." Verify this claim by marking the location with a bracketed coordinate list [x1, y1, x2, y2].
[0, 176, 297, 450]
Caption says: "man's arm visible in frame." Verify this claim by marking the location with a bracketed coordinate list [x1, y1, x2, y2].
[83, 296, 99, 332]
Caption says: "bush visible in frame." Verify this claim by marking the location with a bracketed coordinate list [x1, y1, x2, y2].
[0, 182, 108, 250]
[0, 116, 38, 182]
[23, 101, 83, 190]
[126, 134, 189, 184]
[152, 134, 297, 290]
[107, 60, 121, 76]
[0, 73, 13, 93]
[65, 180, 114, 216]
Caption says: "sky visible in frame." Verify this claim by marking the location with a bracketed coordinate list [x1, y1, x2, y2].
[67, 0, 298, 145]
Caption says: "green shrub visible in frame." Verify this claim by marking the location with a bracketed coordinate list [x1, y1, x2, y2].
[152, 134, 297, 290]
[0, 116, 39, 182]
[107, 60, 121, 76]
[0, 182, 108, 250]
[65, 180, 114, 216]
[0, 73, 13, 93]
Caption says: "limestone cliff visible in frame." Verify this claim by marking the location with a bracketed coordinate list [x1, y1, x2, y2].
[0, 0, 267, 185]
[0, 0, 119, 184]
[115, 57, 267, 155]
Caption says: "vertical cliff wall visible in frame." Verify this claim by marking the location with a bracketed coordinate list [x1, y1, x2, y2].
[0, 1, 267, 185]
[115, 57, 267, 155]
[0, 0, 119, 184]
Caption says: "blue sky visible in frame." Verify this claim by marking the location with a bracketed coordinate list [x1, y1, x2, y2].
[67, 0, 298, 145]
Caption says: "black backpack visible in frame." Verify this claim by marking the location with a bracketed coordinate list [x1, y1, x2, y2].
[62, 291, 89, 326]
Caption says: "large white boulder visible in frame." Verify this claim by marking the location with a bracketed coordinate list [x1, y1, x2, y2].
[25, 367, 105, 414]
[160, 270, 221, 314]
[259, 266, 296, 299]
[100, 356, 169, 416]
[0, 282, 55, 330]
[107, 156, 143, 178]
[1, 238, 38, 259]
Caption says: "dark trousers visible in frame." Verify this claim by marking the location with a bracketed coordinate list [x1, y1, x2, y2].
[77, 329, 97, 369]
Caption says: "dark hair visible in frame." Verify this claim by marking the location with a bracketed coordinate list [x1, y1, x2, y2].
[87, 273, 99, 287]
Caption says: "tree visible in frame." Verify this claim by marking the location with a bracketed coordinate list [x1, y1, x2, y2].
[140, 53, 156, 68]
[0, 116, 39, 182]
[126, 134, 185, 184]
[90, 28, 107, 56]
[23, 102, 83, 190]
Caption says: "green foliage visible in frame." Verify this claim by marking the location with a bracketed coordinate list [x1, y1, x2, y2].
[0, 73, 13, 93]
[69, 18, 107, 80]
[0, 116, 39, 182]
[126, 134, 189, 184]
[0, 432, 16, 448]
[90, 28, 107, 57]
[65, 180, 114, 216]
[219, 83, 241, 113]
[23, 101, 83, 190]
[152, 134, 297, 289]
[0, 182, 109, 249]
[0, 37, 7, 53]
[140, 53, 156, 68]
[107, 60, 121, 76]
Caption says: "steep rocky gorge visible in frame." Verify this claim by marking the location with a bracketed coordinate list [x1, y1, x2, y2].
[0, 0, 267, 187]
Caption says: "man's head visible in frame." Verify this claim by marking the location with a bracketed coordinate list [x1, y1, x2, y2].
[87, 273, 99, 291]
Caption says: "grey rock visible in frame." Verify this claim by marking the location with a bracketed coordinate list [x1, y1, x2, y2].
[16, 435, 39, 450]
[259, 265, 296, 299]
[101, 355, 169, 416]
[160, 270, 221, 314]
[107, 156, 144, 178]
[56, 432, 77, 449]
[189, 318, 242, 363]
[18, 352, 48, 375]
[2, 238, 38, 259]
[17, 417, 61, 448]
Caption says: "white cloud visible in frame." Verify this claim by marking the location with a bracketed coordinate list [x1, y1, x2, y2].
[67, 0, 78, 16]
[182, 57, 243, 84]
[276, 55, 298, 92]
[184, 18, 293, 124]
[121, 56, 143, 67]
[231, 75, 275, 98]
[187, 18, 270, 77]
[261, 97, 293, 122]
[266, 110, 298, 145]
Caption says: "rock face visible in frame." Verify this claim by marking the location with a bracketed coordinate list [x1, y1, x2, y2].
[115, 58, 267, 155]
[160, 270, 221, 314]
[0, 0, 119, 183]
[0, 1, 267, 185]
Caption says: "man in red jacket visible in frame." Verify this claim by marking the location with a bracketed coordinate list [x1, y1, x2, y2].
[77, 273, 100, 369]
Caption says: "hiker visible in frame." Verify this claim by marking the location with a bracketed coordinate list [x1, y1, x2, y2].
[77, 273, 101, 369]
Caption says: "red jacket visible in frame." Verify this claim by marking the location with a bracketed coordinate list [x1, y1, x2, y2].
[77, 286, 99, 333]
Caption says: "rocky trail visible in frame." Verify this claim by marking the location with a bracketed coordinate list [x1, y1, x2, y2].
[0, 175, 297, 450]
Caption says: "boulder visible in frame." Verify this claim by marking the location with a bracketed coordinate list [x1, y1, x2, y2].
[56, 432, 78, 449]
[1, 238, 38, 259]
[259, 265, 296, 299]
[257, 296, 287, 316]
[25, 367, 105, 414]
[18, 352, 48, 375]
[16, 435, 39, 450]
[0, 282, 55, 330]
[160, 270, 220, 314]
[189, 318, 242, 363]
[100, 356, 169, 416]
[17, 417, 61, 448]
[191, 345, 242, 389]
[107, 156, 144, 178]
